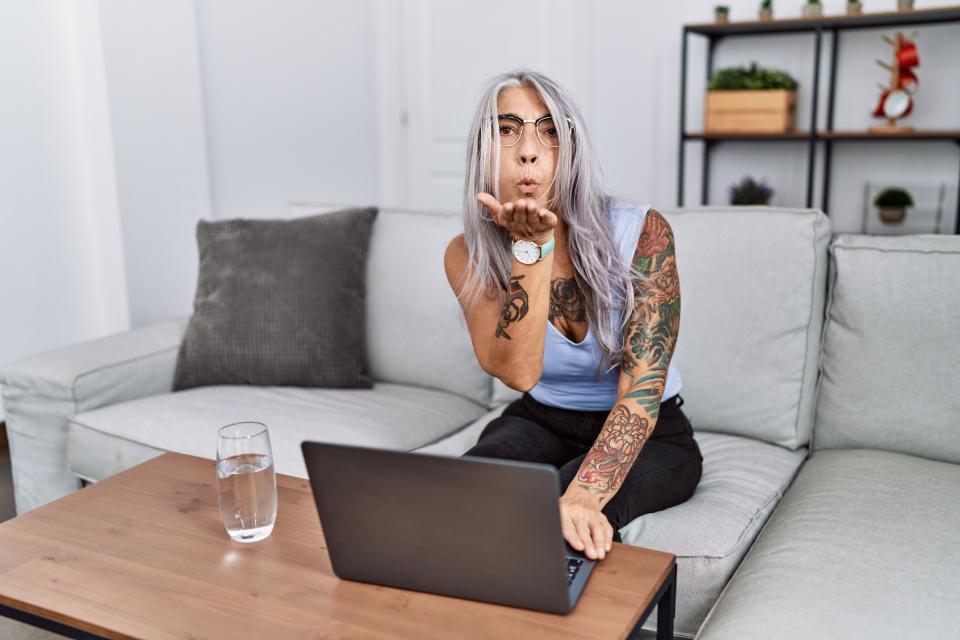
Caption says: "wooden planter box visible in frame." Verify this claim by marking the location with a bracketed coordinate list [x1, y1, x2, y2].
[705, 89, 797, 133]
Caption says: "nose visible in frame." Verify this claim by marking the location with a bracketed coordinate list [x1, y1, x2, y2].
[517, 125, 538, 164]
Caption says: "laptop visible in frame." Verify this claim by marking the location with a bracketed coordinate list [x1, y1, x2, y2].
[300, 441, 597, 614]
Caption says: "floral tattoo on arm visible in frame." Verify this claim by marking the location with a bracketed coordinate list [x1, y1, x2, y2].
[621, 209, 680, 420]
[495, 275, 530, 340]
[576, 404, 652, 498]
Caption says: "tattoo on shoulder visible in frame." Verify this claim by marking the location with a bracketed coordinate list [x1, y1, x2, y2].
[496, 275, 530, 340]
[576, 403, 652, 496]
[549, 277, 586, 324]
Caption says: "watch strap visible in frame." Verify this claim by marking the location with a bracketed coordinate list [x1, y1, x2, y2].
[538, 236, 555, 260]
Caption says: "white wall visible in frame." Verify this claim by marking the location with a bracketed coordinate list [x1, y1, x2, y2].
[0, 0, 127, 420]
[195, 0, 380, 218]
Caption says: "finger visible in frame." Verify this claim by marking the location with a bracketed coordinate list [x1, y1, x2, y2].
[590, 520, 607, 560]
[476, 192, 503, 222]
[523, 200, 539, 236]
[525, 199, 540, 218]
[561, 515, 585, 552]
[501, 202, 515, 229]
[574, 518, 597, 559]
[510, 200, 527, 229]
[605, 521, 615, 552]
[514, 200, 533, 236]
[538, 208, 558, 229]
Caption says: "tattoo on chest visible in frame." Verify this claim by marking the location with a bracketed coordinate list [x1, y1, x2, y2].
[549, 277, 587, 324]
[495, 275, 529, 340]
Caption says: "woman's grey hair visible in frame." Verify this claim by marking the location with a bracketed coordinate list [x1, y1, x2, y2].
[457, 68, 649, 377]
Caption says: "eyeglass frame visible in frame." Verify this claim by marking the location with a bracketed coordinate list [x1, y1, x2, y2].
[491, 113, 574, 148]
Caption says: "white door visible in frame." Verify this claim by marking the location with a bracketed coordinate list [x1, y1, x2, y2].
[377, 0, 592, 212]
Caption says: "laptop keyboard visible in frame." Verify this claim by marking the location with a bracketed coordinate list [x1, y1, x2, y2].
[566, 557, 584, 584]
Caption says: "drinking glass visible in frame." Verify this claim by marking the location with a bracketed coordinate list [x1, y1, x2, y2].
[216, 421, 278, 543]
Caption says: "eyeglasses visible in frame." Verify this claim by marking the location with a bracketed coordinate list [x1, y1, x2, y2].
[495, 114, 562, 148]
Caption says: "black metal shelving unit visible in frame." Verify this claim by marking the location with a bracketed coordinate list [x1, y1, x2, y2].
[677, 4, 960, 234]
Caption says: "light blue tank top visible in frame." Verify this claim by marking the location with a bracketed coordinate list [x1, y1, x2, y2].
[527, 202, 683, 411]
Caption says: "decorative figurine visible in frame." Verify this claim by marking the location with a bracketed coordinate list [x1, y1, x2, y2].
[870, 31, 919, 133]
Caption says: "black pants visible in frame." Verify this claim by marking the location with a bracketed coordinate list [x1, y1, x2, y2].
[462, 392, 703, 542]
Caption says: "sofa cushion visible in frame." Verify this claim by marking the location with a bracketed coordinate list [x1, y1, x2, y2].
[66, 383, 487, 481]
[289, 202, 493, 408]
[813, 234, 960, 464]
[695, 448, 960, 640]
[659, 207, 831, 449]
[173, 208, 378, 390]
[620, 431, 807, 637]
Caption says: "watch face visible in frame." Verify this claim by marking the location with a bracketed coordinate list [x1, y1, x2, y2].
[512, 240, 539, 265]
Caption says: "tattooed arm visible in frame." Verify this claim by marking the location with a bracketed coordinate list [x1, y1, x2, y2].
[443, 196, 558, 391]
[558, 209, 681, 560]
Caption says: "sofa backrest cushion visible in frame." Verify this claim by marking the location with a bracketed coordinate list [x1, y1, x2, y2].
[813, 233, 960, 463]
[661, 207, 831, 449]
[290, 202, 491, 407]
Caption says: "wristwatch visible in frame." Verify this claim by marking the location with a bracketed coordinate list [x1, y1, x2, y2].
[511, 235, 555, 265]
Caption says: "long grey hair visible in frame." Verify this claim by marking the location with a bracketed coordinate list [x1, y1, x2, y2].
[457, 69, 646, 377]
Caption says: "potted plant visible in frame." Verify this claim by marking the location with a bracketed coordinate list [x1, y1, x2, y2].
[873, 186, 914, 223]
[802, 0, 823, 18]
[729, 176, 775, 205]
[759, 0, 774, 21]
[898, 0, 914, 11]
[706, 62, 799, 133]
[847, 0, 863, 15]
[715, 4, 730, 23]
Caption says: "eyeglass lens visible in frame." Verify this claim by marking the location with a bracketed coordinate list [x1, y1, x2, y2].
[496, 116, 559, 148]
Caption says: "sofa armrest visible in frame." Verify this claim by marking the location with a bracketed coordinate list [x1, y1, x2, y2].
[0, 316, 190, 514]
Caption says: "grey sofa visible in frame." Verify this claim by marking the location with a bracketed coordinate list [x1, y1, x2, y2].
[1, 204, 956, 639]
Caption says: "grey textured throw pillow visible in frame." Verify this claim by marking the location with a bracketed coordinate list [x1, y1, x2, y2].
[172, 207, 378, 390]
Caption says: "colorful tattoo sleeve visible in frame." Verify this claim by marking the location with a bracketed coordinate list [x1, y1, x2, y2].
[570, 210, 681, 503]
[620, 209, 681, 420]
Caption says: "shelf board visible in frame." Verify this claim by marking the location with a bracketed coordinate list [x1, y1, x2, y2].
[821, 129, 960, 140]
[686, 5, 960, 36]
[684, 130, 960, 141]
[685, 131, 811, 140]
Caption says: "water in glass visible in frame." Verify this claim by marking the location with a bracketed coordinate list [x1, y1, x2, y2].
[216, 422, 278, 543]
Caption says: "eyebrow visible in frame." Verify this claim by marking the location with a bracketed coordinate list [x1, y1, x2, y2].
[499, 112, 551, 120]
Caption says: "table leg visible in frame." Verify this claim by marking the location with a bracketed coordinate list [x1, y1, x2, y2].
[656, 563, 677, 640]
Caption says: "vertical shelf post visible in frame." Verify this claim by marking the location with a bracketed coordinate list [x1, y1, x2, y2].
[702, 36, 716, 206]
[677, 27, 689, 207]
[807, 25, 823, 209]
[678, 29, 688, 207]
[822, 28, 840, 213]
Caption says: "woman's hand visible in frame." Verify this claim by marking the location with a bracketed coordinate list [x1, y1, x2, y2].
[559, 489, 614, 560]
[477, 192, 557, 244]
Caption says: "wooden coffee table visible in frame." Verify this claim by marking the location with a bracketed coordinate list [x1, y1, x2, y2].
[0, 452, 677, 639]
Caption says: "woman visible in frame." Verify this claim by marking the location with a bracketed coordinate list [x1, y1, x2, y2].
[443, 70, 702, 562]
